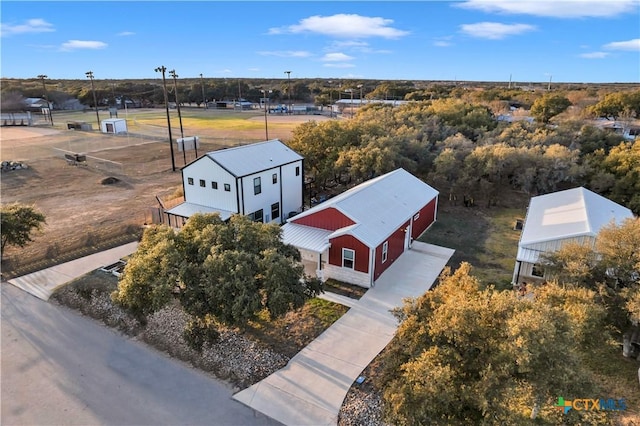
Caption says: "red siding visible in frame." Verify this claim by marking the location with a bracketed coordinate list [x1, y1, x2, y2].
[373, 220, 409, 280]
[291, 207, 355, 231]
[411, 197, 437, 240]
[328, 235, 369, 273]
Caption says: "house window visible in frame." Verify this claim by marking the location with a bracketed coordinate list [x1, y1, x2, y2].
[199, 179, 206, 187]
[272, 173, 278, 184]
[211, 181, 218, 189]
[382, 241, 388, 263]
[414, 212, 420, 221]
[342, 248, 355, 269]
[249, 209, 263, 223]
[532, 264, 545, 278]
[254, 177, 261, 195]
[271, 202, 280, 220]
[295, 166, 300, 176]
[187, 177, 194, 185]
[224, 183, 231, 192]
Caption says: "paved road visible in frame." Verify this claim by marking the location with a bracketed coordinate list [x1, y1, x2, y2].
[1, 284, 279, 426]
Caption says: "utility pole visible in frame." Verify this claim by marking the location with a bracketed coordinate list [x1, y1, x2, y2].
[85, 71, 100, 128]
[548, 75, 552, 91]
[284, 70, 291, 115]
[261, 89, 271, 140]
[169, 69, 186, 165]
[155, 66, 176, 172]
[200, 73, 207, 109]
[37, 74, 53, 126]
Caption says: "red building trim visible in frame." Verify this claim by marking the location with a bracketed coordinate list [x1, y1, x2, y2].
[291, 207, 355, 231]
[328, 234, 369, 273]
[373, 219, 409, 280]
[411, 198, 437, 240]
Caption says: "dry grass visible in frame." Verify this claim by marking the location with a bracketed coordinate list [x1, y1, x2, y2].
[242, 298, 349, 358]
[323, 279, 368, 300]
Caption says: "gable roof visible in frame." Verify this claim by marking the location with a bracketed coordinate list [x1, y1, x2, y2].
[519, 187, 634, 247]
[289, 168, 438, 248]
[204, 139, 302, 177]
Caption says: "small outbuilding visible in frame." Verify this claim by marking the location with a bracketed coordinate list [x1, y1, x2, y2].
[101, 118, 127, 134]
[512, 187, 634, 284]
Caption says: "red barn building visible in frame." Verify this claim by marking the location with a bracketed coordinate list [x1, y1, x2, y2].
[282, 168, 439, 287]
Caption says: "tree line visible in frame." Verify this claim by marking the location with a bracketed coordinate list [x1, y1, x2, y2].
[287, 94, 640, 214]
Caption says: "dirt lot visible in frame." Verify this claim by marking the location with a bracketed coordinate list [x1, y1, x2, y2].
[1, 111, 328, 274]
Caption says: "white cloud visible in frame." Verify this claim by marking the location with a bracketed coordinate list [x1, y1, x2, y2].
[257, 50, 312, 58]
[117, 31, 135, 36]
[579, 51, 609, 58]
[323, 63, 356, 68]
[460, 22, 536, 39]
[60, 40, 108, 51]
[322, 52, 354, 62]
[457, 0, 639, 18]
[1, 18, 55, 37]
[604, 38, 640, 51]
[434, 40, 452, 47]
[248, 67, 260, 72]
[268, 14, 409, 39]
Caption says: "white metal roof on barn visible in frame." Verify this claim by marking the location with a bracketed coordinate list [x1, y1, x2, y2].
[205, 139, 302, 177]
[281, 223, 332, 253]
[519, 187, 633, 248]
[289, 168, 439, 248]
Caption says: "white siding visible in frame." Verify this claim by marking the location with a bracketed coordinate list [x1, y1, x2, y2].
[182, 158, 238, 213]
[281, 160, 303, 218]
[241, 168, 284, 223]
[324, 264, 371, 288]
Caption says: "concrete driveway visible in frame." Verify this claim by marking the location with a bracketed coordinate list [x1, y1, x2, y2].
[1, 283, 279, 426]
[233, 242, 454, 426]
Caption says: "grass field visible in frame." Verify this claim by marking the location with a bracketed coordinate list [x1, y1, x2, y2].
[420, 201, 526, 289]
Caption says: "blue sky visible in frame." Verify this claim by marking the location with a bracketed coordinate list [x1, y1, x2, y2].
[1, 1, 639, 83]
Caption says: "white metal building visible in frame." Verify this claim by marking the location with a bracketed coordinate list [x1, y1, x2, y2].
[100, 118, 127, 134]
[165, 139, 303, 227]
[512, 187, 634, 284]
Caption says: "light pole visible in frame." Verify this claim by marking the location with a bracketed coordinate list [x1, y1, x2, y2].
[345, 89, 354, 118]
[155, 66, 176, 172]
[261, 89, 272, 140]
[85, 71, 100, 128]
[200, 73, 207, 109]
[37, 74, 53, 126]
[284, 70, 291, 115]
[169, 69, 186, 165]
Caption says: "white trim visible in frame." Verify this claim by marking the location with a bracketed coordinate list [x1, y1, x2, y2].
[382, 241, 388, 263]
[342, 248, 355, 269]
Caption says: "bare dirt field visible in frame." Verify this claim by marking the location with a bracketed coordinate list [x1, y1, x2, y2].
[1, 110, 326, 276]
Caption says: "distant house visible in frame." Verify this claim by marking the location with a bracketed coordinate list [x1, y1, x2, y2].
[512, 187, 634, 284]
[165, 139, 303, 227]
[282, 169, 439, 288]
[24, 98, 51, 111]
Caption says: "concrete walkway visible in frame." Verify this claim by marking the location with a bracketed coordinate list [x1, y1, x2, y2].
[233, 242, 455, 426]
[6, 242, 138, 301]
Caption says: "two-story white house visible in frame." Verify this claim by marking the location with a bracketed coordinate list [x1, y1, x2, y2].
[165, 139, 304, 227]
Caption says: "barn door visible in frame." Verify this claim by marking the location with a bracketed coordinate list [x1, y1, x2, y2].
[404, 224, 412, 249]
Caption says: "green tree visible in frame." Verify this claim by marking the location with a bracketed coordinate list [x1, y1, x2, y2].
[588, 92, 626, 120]
[111, 225, 180, 320]
[1, 203, 46, 260]
[540, 218, 640, 334]
[530, 94, 572, 123]
[380, 263, 606, 425]
[113, 214, 322, 330]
